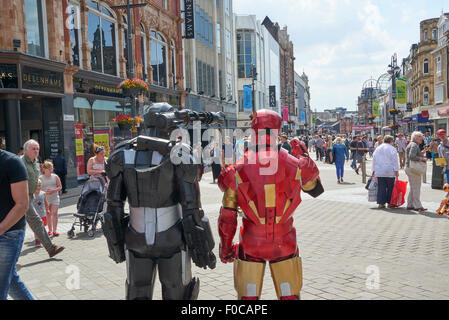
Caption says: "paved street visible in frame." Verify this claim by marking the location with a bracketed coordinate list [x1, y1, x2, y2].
[15, 157, 449, 300]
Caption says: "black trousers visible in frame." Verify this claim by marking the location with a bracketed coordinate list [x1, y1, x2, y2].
[377, 177, 395, 205]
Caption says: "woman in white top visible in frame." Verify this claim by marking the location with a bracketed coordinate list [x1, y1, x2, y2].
[87, 145, 108, 181]
[372, 135, 399, 209]
[40, 161, 62, 236]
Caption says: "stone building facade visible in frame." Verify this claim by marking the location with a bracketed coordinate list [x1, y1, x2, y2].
[0, 0, 184, 186]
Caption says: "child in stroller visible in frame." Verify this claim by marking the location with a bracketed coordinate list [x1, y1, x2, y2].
[68, 174, 108, 238]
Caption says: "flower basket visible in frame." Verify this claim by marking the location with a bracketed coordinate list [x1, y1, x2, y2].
[118, 78, 149, 97]
[113, 114, 143, 131]
[117, 123, 132, 131]
[388, 108, 400, 115]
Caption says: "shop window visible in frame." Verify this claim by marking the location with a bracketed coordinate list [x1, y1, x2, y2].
[151, 31, 168, 87]
[423, 87, 429, 106]
[24, 0, 47, 58]
[87, 1, 118, 75]
[423, 59, 429, 75]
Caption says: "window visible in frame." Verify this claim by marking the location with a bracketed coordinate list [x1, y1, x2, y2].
[238, 90, 243, 112]
[432, 28, 437, 40]
[424, 29, 428, 41]
[123, 16, 129, 74]
[423, 87, 429, 106]
[200, 10, 205, 43]
[437, 55, 442, 76]
[171, 40, 176, 89]
[151, 31, 168, 87]
[423, 58, 429, 75]
[216, 24, 221, 54]
[24, 0, 46, 57]
[435, 83, 444, 104]
[68, 1, 81, 66]
[195, 6, 200, 39]
[141, 24, 147, 81]
[87, 1, 117, 75]
[209, 19, 214, 48]
[225, 29, 231, 60]
[205, 16, 209, 44]
[236, 30, 255, 78]
[225, 0, 230, 16]
[163, 0, 168, 10]
[197, 60, 203, 92]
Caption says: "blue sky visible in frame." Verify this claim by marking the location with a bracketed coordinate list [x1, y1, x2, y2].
[234, 0, 449, 111]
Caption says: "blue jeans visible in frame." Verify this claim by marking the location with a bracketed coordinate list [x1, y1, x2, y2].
[0, 229, 34, 300]
[335, 161, 345, 179]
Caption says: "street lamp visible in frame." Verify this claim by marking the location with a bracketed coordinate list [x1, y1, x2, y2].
[388, 53, 401, 137]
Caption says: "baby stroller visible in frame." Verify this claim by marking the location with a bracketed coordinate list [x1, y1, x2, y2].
[68, 175, 107, 238]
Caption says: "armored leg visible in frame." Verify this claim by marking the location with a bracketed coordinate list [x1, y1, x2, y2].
[158, 250, 199, 300]
[125, 249, 157, 300]
[233, 259, 266, 300]
[269, 256, 303, 300]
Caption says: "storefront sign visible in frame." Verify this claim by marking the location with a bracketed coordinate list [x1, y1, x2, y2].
[75, 123, 85, 176]
[438, 107, 449, 117]
[352, 125, 375, 130]
[46, 121, 62, 160]
[373, 100, 379, 117]
[0, 64, 18, 88]
[22, 66, 64, 93]
[269, 86, 276, 108]
[184, 0, 195, 39]
[73, 77, 124, 98]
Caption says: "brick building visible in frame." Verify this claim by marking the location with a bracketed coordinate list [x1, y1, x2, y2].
[0, 0, 184, 186]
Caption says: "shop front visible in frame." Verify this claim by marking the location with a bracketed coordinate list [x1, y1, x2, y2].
[0, 52, 66, 163]
[411, 112, 433, 134]
[72, 71, 130, 180]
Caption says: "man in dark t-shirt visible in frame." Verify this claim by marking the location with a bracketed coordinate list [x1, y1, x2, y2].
[279, 133, 292, 154]
[0, 149, 34, 300]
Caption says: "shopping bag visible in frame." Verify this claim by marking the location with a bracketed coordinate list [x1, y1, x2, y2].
[368, 179, 378, 202]
[389, 179, 408, 208]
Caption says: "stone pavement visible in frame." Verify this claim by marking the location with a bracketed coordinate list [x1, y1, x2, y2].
[14, 157, 449, 300]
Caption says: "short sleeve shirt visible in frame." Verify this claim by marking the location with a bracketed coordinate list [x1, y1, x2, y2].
[0, 150, 29, 231]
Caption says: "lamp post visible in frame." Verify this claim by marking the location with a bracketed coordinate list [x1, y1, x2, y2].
[388, 53, 401, 137]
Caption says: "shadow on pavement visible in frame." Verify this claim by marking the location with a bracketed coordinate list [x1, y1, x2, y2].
[16, 258, 63, 271]
[66, 230, 104, 241]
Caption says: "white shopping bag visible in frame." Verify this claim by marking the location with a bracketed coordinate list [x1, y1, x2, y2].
[368, 179, 378, 202]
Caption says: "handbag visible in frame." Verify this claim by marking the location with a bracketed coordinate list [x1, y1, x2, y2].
[368, 179, 378, 202]
[409, 160, 426, 175]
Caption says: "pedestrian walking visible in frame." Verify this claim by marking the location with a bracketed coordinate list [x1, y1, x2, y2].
[53, 150, 67, 194]
[372, 135, 399, 209]
[437, 129, 449, 184]
[430, 137, 439, 161]
[332, 137, 349, 183]
[211, 141, 222, 184]
[40, 161, 62, 237]
[87, 145, 108, 180]
[315, 135, 324, 161]
[222, 136, 235, 166]
[21, 140, 64, 257]
[349, 136, 359, 171]
[396, 133, 407, 169]
[405, 132, 428, 212]
[32, 179, 47, 246]
[374, 135, 383, 152]
[324, 136, 333, 164]
[0, 149, 34, 300]
[279, 133, 292, 154]
[368, 137, 374, 158]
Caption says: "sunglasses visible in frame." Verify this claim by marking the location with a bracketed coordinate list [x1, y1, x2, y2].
[96, 146, 105, 153]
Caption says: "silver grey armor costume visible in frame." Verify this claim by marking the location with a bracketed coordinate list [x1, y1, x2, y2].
[103, 103, 223, 300]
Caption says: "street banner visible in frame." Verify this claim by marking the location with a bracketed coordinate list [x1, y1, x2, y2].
[312, 114, 316, 124]
[184, 0, 195, 39]
[243, 84, 252, 114]
[373, 100, 379, 117]
[283, 106, 289, 121]
[75, 123, 85, 176]
[269, 85, 276, 108]
[396, 78, 407, 111]
[300, 110, 306, 123]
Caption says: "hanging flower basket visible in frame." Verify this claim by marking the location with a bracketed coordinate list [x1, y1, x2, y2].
[118, 78, 149, 97]
[388, 108, 401, 115]
[388, 123, 402, 130]
[113, 114, 143, 131]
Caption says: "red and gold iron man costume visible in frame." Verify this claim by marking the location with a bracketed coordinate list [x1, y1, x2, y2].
[290, 138, 308, 159]
[218, 109, 324, 300]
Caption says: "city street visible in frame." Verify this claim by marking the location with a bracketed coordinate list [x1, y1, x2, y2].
[14, 157, 449, 300]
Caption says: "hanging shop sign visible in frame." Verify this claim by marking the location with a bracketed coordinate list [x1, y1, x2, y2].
[243, 84, 252, 114]
[269, 85, 276, 108]
[0, 64, 18, 88]
[283, 106, 289, 121]
[184, 0, 195, 39]
[22, 66, 64, 93]
[372, 100, 379, 117]
[75, 123, 85, 176]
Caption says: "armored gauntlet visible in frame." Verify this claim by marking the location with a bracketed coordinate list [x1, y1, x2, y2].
[103, 202, 128, 263]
